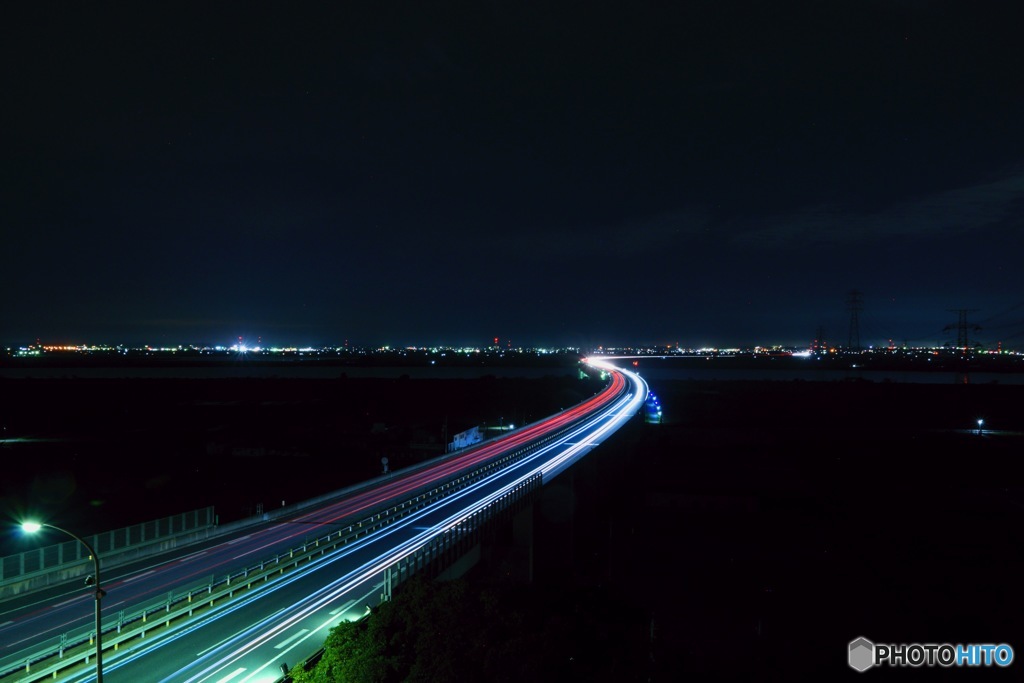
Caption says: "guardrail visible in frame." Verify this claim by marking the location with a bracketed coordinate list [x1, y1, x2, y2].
[279, 472, 544, 683]
[0, 508, 216, 595]
[385, 471, 542, 594]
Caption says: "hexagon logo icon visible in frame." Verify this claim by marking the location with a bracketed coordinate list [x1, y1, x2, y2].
[849, 637, 875, 672]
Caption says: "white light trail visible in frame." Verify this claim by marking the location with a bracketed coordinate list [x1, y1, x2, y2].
[63, 360, 646, 683]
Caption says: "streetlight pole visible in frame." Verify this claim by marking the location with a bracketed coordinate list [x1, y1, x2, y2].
[22, 522, 104, 682]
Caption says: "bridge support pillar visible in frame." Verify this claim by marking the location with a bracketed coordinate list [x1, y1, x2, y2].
[512, 500, 534, 583]
[476, 498, 535, 584]
[534, 473, 576, 584]
[435, 543, 481, 581]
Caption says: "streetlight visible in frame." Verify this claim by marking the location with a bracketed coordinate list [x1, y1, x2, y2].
[977, 419, 984, 435]
[21, 521, 105, 682]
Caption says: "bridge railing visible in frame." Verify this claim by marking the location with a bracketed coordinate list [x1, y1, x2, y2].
[0, 436, 558, 682]
[1, 371, 629, 681]
[0, 507, 216, 596]
[281, 472, 544, 682]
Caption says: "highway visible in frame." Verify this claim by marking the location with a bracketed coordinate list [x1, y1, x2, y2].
[0, 359, 647, 682]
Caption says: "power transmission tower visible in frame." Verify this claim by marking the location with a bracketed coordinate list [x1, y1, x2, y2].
[846, 290, 863, 352]
[944, 309, 981, 351]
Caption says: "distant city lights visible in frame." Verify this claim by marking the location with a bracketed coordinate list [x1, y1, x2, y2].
[5, 340, 1023, 363]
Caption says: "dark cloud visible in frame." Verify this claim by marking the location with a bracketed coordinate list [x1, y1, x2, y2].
[732, 169, 1024, 249]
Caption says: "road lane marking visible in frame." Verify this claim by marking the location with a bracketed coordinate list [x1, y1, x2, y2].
[274, 629, 309, 649]
[195, 606, 292, 657]
[227, 535, 251, 545]
[53, 595, 84, 608]
[214, 667, 246, 682]
[251, 582, 386, 682]
[329, 600, 356, 616]
[124, 570, 155, 582]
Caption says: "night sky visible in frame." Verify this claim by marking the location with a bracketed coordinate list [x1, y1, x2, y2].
[3, 1, 1023, 350]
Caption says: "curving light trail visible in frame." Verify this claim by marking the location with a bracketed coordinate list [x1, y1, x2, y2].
[18, 360, 648, 683]
[162, 360, 646, 683]
[0, 368, 627, 660]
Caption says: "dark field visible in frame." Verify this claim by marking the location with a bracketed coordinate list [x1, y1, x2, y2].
[547, 378, 1024, 680]
[3, 374, 1023, 679]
